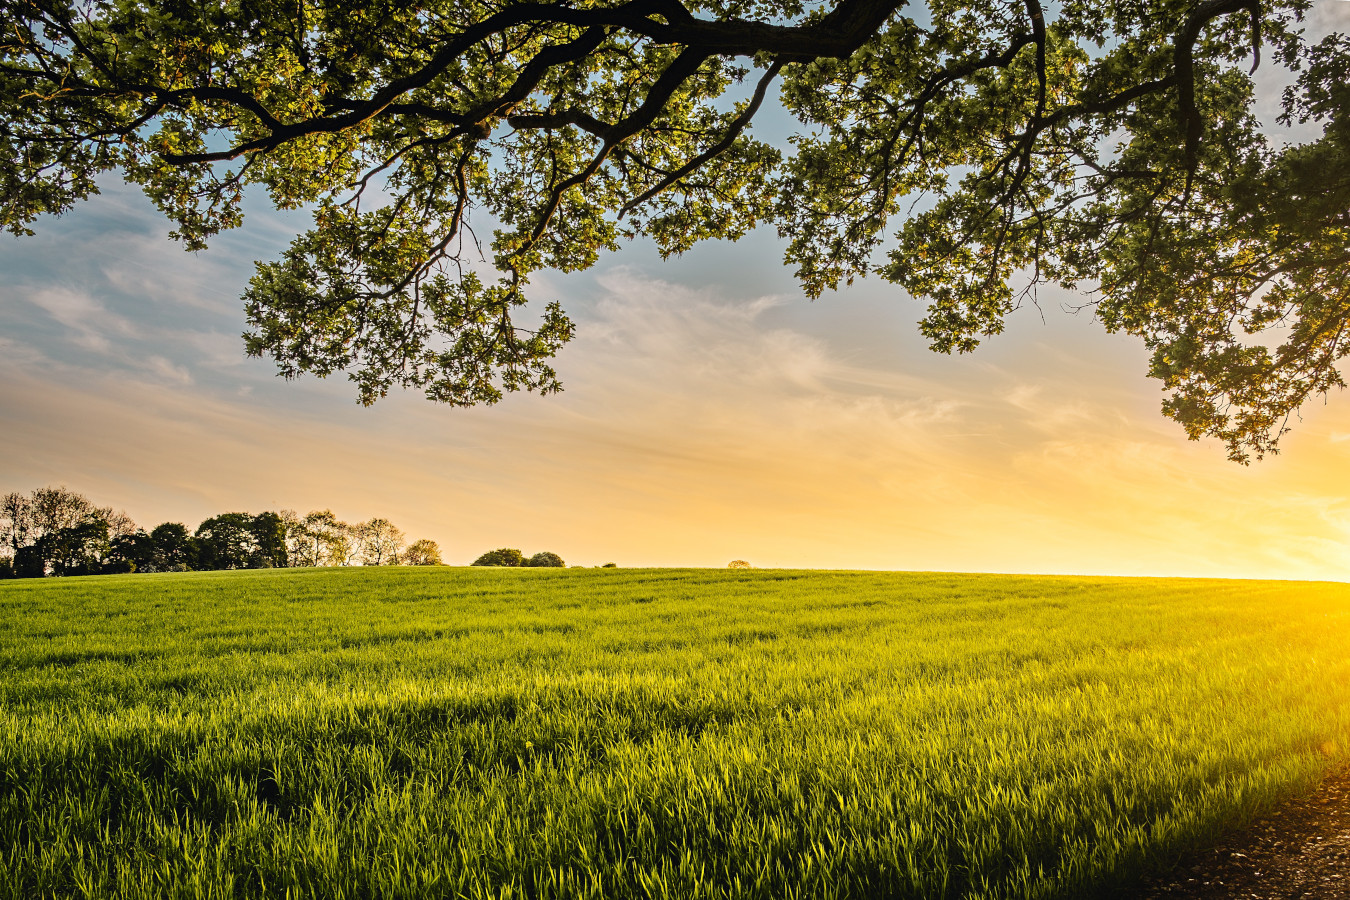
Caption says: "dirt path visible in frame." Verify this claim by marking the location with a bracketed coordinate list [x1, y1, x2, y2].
[1134, 767, 1350, 899]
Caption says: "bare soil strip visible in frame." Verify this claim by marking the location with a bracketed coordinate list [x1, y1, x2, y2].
[1136, 766, 1350, 899]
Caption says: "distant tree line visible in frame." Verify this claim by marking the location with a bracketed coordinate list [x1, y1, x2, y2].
[472, 548, 566, 567]
[0, 486, 442, 578]
[467, 549, 619, 568]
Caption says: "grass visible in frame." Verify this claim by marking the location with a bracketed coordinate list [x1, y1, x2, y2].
[1, 566, 1348, 900]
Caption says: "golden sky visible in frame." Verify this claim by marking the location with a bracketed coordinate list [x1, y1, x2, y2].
[4, 208, 1350, 580]
[3, 3, 1349, 579]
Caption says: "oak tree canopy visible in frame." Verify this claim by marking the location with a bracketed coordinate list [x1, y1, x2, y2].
[2, 0, 1347, 460]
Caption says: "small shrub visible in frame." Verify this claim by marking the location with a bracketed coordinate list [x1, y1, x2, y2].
[473, 548, 524, 567]
[728, 560, 752, 569]
[525, 551, 565, 568]
[601, 562, 617, 568]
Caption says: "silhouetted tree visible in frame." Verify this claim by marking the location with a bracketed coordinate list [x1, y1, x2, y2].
[526, 552, 566, 568]
[107, 530, 156, 573]
[250, 512, 289, 568]
[12, 546, 44, 579]
[1, 491, 33, 560]
[101, 509, 138, 542]
[150, 523, 195, 571]
[0, 487, 137, 576]
[30, 486, 99, 538]
[3, 486, 95, 558]
[40, 518, 112, 577]
[194, 513, 257, 570]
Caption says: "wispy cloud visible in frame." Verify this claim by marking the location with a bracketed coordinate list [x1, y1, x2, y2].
[22, 286, 127, 353]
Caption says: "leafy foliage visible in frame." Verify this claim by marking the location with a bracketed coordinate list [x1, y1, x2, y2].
[353, 517, 406, 565]
[526, 551, 567, 567]
[290, 510, 353, 567]
[402, 539, 444, 566]
[473, 548, 525, 567]
[194, 512, 287, 570]
[2, 0, 1346, 458]
[36, 518, 111, 576]
[148, 523, 194, 571]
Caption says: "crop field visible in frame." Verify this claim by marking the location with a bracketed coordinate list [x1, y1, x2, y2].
[1, 568, 1348, 900]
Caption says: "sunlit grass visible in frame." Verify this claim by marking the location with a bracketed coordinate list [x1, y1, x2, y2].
[1, 567, 1348, 899]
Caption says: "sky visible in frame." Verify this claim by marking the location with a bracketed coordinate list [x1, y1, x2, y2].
[3, 4, 1349, 580]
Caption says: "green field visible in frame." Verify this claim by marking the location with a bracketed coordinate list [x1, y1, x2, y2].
[1, 568, 1348, 899]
